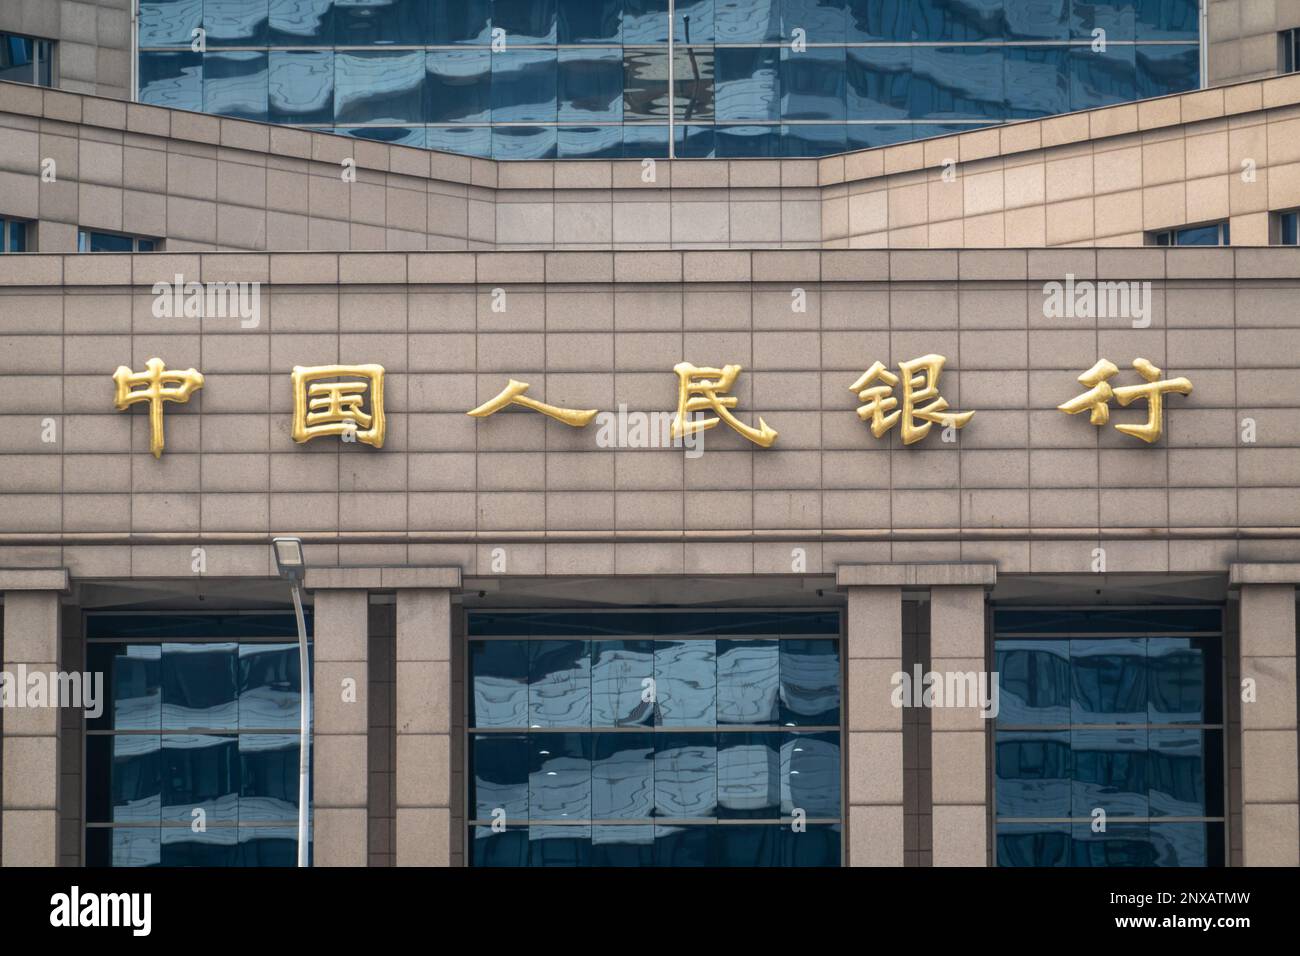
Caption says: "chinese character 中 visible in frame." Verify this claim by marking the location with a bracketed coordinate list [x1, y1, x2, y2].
[671, 362, 777, 448]
[849, 354, 973, 445]
[112, 357, 205, 458]
[468, 379, 597, 427]
[291, 364, 387, 448]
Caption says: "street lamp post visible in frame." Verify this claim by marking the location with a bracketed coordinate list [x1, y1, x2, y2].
[272, 536, 310, 867]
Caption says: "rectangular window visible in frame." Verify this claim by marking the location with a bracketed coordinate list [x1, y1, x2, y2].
[1282, 28, 1300, 74]
[467, 610, 842, 867]
[78, 230, 160, 253]
[0, 217, 29, 253]
[0, 31, 53, 87]
[1275, 209, 1300, 245]
[1149, 221, 1230, 246]
[84, 612, 312, 867]
[993, 607, 1226, 867]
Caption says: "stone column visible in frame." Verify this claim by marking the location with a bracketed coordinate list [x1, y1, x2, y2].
[1233, 571, 1299, 866]
[304, 570, 374, 866]
[1, 569, 69, 867]
[391, 568, 460, 866]
[929, 585, 991, 867]
[843, 583, 905, 866]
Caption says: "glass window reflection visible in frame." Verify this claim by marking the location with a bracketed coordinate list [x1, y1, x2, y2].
[335, 50, 424, 124]
[269, 50, 334, 125]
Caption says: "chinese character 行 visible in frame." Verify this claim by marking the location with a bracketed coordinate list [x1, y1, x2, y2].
[291, 364, 387, 448]
[849, 354, 973, 445]
[1057, 358, 1191, 443]
[467, 379, 597, 427]
[112, 357, 204, 458]
[671, 362, 777, 448]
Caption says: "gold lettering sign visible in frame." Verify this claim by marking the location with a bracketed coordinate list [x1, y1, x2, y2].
[112, 357, 204, 458]
[671, 362, 777, 448]
[468, 379, 597, 427]
[849, 354, 972, 445]
[1058, 358, 1191, 444]
[291, 364, 387, 448]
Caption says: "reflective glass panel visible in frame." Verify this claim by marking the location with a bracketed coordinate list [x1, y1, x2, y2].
[910, 45, 1005, 121]
[334, 50, 424, 124]
[654, 732, 717, 817]
[161, 642, 238, 729]
[674, 0, 714, 43]
[847, 46, 910, 120]
[1071, 726, 1149, 817]
[492, 125, 558, 159]
[654, 639, 716, 725]
[624, 50, 670, 120]
[332, 0, 425, 45]
[162, 733, 239, 824]
[714, 0, 780, 42]
[269, 50, 335, 126]
[494, 0, 558, 44]
[492, 49, 559, 123]
[591, 640, 655, 726]
[205, 0, 269, 47]
[1071, 638, 1146, 724]
[139, 52, 204, 112]
[715, 47, 780, 122]
[269, 0, 335, 45]
[139, 0, 204, 47]
[625, 0, 671, 43]
[717, 732, 780, 818]
[426, 49, 491, 124]
[592, 733, 656, 818]
[559, 48, 624, 122]
[996, 730, 1071, 817]
[429, 0, 491, 44]
[204, 51, 269, 122]
[1005, 47, 1070, 119]
[529, 733, 591, 820]
[781, 0, 846, 43]
[780, 46, 846, 122]
[559, 125, 625, 158]
[558, 0, 623, 43]
[1069, 43, 1137, 111]
[716, 640, 779, 724]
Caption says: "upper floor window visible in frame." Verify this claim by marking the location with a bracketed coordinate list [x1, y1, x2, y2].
[0, 216, 29, 253]
[1150, 221, 1230, 247]
[78, 230, 158, 253]
[1282, 28, 1300, 74]
[0, 31, 53, 87]
[1275, 209, 1300, 245]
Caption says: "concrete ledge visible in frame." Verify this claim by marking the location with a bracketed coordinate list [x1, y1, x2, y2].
[1231, 563, 1300, 586]
[379, 567, 462, 590]
[0, 569, 69, 592]
[836, 563, 997, 588]
[306, 566, 462, 591]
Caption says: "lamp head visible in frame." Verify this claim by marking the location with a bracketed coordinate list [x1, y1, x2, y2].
[272, 536, 306, 583]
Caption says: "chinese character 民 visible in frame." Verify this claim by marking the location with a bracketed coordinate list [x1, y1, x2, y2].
[1057, 358, 1191, 443]
[468, 379, 597, 427]
[112, 357, 204, 458]
[849, 354, 973, 445]
[671, 362, 777, 448]
[291, 364, 386, 448]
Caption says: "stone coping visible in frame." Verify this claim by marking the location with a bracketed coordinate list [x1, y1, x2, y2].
[1229, 563, 1300, 586]
[837, 563, 998, 588]
[1, 71, 1295, 193]
[1, 247, 1297, 288]
[0, 568, 70, 591]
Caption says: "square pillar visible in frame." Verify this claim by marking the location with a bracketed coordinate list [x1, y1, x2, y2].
[844, 586, 905, 866]
[929, 586, 990, 868]
[309, 588, 370, 866]
[1, 569, 69, 867]
[1238, 584, 1299, 866]
[394, 587, 455, 866]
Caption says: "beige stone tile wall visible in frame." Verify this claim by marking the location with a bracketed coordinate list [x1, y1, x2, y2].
[1208, 0, 1300, 86]
[0, 0, 131, 101]
[3, 75, 1300, 253]
[819, 75, 1300, 248]
[0, 248, 1297, 580]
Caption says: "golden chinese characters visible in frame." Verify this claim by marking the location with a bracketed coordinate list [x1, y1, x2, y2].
[112, 357, 204, 458]
[671, 362, 777, 448]
[291, 364, 387, 448]
[467, 379, 597, 427]
[849, 354, 973, 445]
[1058, 358, 1191, 443]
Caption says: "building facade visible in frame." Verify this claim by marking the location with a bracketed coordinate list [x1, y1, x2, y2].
[0, 4, 1298, 870]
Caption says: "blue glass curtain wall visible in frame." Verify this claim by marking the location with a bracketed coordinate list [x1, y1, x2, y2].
[138, 0, 1201, 159]
[83, 612, 313, 867]
[993, 606, 1226, 867]
[467, 610, 842, 866]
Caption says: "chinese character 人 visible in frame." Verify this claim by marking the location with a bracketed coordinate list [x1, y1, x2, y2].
[671, 362, 777, 448]
[291, 364, 387, 448]
[468, 379, 597, 427]
[850, 354, 972, 445]
[1058, 358, 1191, 443]
[112, 357, 204, 458]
